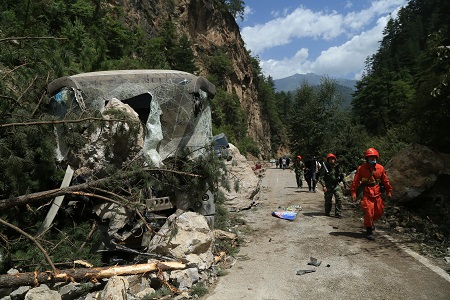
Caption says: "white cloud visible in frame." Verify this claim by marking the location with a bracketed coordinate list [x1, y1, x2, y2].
[242, 1, 407, 55]
[311, 16, 390, 79]
[260, 48, 311, 79]
[271, 7, 291, 18]
[259, 13, 396, 80]
[241, 7, 344, 54]
[241, 0, 408, 79]
[242, 5, 254, 22]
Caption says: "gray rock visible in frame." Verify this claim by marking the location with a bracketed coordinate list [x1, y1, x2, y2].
[170, 268, 200, 291]
[386, 144, 450, 204]
[101, 276, 128, 300]
[148, 211, 214, 270]
[24, 285, 61, 300]
[10, 286, 30, 300]
[59, 282, 95, 300]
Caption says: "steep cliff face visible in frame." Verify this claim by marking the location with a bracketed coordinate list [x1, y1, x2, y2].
[118, 0, 271, 158]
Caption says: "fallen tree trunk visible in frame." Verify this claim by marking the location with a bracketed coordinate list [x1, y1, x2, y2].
[0, 168, 202, 210]
[0, 176, 112, 211]
[0, 261, 186, 288]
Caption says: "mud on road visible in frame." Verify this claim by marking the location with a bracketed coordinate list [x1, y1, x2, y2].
[206, 167, 450, 300]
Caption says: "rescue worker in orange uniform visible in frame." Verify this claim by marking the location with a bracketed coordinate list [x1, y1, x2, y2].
[351, 148, 393, 240]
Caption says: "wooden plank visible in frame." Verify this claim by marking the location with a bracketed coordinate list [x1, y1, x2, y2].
[37, 165, 74, 235]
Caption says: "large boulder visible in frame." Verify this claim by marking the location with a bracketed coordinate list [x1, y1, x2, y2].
[220, 143, 261, 211]
[101, 276, 129, 300]
[69, 98, 144, 180]
[386, 144, 450, 204]
[147, 210, 214, 270]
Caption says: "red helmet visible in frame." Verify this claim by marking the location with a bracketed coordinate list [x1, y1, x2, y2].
[365, 148, 379, 158]
[326, 153, 336, 161]
[297, 155, 302, 160]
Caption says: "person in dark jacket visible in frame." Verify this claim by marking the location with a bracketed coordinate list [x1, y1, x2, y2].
[306, 156, 319, 192]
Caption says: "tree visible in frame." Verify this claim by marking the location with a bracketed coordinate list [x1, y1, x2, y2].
[351, 0, 450, 154]
[223, 0, 245, 20]
[288, 81, 322, 158]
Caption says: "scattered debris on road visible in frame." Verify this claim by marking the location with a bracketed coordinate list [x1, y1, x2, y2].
[272, 205, 302, 220]
[272, 210, 297, 220]
[308, 257, 322, 267]
[296, 269, 316, 275]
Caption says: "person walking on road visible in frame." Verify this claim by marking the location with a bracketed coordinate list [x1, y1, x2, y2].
[306, 156, 319, 192]
[350, 148, 393, 240]
[319, 153, 345, 218]
[316, 160, 324, 189]
[293, 155, 305, 188]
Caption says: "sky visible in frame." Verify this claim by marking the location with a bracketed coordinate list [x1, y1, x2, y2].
[238, 0, 409, 80]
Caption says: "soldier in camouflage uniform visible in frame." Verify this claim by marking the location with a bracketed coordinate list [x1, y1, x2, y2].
[318, 153, 345, 218]
[293, 155, 305, 188]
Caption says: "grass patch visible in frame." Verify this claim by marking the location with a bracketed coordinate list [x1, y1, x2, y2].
[216, 268, 229, 277]
[190, 282, 209, 298]
[140, 287, 171, 300]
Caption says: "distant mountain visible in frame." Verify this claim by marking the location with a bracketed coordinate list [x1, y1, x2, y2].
[274, 73, 357, 92]
[273, 73, 357, 108]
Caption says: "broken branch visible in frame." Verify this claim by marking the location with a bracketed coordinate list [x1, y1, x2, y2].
[0, 117, 139, 128]
[0, 37, 68, 43]
[0, 168, 203, 210]
[0, 218, 58, 274]
[15, 75, 38, 107]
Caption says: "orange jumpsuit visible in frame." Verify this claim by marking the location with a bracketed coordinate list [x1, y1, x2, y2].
[351, 162, 393, 228]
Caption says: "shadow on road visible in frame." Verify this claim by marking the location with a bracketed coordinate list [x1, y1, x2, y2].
[294, 190, 315, 193]
[302, 212, 324, 217]
[329, 231, 365, 239]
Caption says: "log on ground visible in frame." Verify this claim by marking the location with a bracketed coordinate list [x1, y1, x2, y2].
[0, 261, 185, 288]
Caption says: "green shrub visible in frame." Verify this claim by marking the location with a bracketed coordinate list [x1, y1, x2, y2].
[237, 136, 260, 157]
[190, 282, 209, 298]
[214, 203, 229, 231]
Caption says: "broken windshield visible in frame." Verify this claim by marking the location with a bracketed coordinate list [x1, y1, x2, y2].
[48, 70, 216, 166]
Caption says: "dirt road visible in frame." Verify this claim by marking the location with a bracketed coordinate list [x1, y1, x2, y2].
[206, 166, 450, 300]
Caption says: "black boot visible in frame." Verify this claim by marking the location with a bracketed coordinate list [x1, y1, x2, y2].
[366, 227, 375, 240]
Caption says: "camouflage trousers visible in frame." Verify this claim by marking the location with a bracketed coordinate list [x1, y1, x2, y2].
[295, 172, 303, 187]
[324, 185, 344, 215]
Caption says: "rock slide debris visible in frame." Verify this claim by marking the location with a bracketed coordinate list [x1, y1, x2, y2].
[296, 269, 316, 275]
[307, 257, 322, 267]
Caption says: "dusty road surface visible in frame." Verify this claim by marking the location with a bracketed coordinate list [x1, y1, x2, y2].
[206, 166, 450, 300]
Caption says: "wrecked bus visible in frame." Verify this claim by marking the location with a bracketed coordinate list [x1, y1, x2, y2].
[48, 69, 216, 166]
[46, 70, 218, 256]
